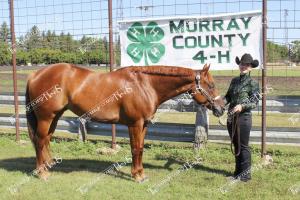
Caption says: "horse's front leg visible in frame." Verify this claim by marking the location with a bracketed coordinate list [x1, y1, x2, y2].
[128, 122, 148, 183]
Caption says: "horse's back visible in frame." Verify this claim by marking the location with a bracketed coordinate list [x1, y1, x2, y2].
[29, 63, 91, 81]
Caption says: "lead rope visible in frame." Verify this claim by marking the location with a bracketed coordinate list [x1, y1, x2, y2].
[230, 113, 241, 156]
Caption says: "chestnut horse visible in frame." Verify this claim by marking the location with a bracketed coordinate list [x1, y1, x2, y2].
[25, 63, 224, 182]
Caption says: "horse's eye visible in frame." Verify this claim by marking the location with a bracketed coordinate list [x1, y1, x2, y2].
[209, 83, 215, 89]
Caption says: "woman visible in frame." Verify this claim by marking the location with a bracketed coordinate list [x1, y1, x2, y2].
[224, 53, 260, 182]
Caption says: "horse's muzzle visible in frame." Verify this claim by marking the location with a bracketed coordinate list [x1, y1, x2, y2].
[212, 105, 225, 117]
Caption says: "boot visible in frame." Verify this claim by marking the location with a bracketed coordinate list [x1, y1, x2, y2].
[234, 156, 241, 177]
[238, 146, 252, 182]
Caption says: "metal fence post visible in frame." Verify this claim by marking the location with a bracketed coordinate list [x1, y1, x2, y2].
[9, 0, 20, 142]
[108, 0, 116, 150]
[261, 0, 267, 158]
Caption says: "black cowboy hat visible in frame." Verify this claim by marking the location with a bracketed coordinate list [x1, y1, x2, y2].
[235, 53, 259, 68]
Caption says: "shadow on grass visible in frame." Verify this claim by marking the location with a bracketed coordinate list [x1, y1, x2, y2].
[0, 156, 231, 181]
[159, 157, 231, 176]
[193, 165, 231, 176]
[0, 157, 169, 181]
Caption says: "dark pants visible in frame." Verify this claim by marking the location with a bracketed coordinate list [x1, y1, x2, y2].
[227, 113, 252, 180]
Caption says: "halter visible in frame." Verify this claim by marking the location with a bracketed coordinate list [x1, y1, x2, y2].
[194, 71, 215, 106]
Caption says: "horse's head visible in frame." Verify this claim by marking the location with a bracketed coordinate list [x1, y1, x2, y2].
[189, 64, 225, 117]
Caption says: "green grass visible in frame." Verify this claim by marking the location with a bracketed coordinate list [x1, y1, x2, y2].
[0, 69, 37, 75]
[1, 105, 299, 128]
[210, 66, 300, 77]
[153, 111, 300, 128]
[0, 128, 299, 200]
[0, 79, 27, 90]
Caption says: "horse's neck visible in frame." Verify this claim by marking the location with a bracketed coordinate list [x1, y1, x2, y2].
[150, 76, 194, 105]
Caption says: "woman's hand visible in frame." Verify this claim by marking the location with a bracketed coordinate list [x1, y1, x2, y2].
[233, 104, 243, 113]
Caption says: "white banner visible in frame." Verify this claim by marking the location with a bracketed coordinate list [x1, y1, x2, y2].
[119, 11, 262, 70]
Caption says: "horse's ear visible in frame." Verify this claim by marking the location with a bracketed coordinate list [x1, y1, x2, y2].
[202, 63, 210, 74]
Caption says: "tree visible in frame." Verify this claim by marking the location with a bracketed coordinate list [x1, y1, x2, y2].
[0, 41, 11, 65]
[102, 36, 109, 64]
[29, 49, 43, 64]
[3, 25, 119, 65]
[114, 35, 121, 65]
[103, 36, 108, 52]
[38, 48, 61, 64]
[0, 22, 10, 43]
[290, 40, 300, 63]
[57, 32, 78, 52]
[88, 50, 104, 65]
[16, 50, 29, 65]
[267, 41, 288, 62]
[24, 25, 42, 50]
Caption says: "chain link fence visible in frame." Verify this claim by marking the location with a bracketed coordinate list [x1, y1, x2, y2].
[0, 0, 299, 132]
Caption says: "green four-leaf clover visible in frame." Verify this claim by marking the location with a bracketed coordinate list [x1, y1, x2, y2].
[127, 21, 165, 65]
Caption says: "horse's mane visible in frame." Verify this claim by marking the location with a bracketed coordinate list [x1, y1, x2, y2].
[118, 65, 194, 77]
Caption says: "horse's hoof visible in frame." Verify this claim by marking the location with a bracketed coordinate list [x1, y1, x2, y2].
[133, 174, 142, 183]
[134, 176, 140, 182]
[136, 175, 149, 183]
[38, 171, 50, 181]
[141, 176, 149, 183]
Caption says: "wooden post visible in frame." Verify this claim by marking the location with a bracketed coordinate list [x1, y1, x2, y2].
[78, 120, 87, 142]
[194, 104, 209, 149]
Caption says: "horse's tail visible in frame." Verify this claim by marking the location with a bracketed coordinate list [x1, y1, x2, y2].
[25, 82, 37, 143]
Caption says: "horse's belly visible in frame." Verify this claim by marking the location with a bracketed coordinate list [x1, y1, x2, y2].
[90, 112, 119, 123]
[69, 102, 120, 123]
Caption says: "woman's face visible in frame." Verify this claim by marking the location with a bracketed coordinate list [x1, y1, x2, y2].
[239, 63, 252, 74]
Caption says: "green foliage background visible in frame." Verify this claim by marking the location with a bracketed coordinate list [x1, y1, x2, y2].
[1, 22, 299, 66]
[0, 23, 119, 66]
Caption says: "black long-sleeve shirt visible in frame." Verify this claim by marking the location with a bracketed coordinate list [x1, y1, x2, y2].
[224, 73, 260, 114]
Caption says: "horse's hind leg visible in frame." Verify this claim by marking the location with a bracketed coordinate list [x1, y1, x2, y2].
[44, 113, 63, 163]
[34, 119, 53, 180]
